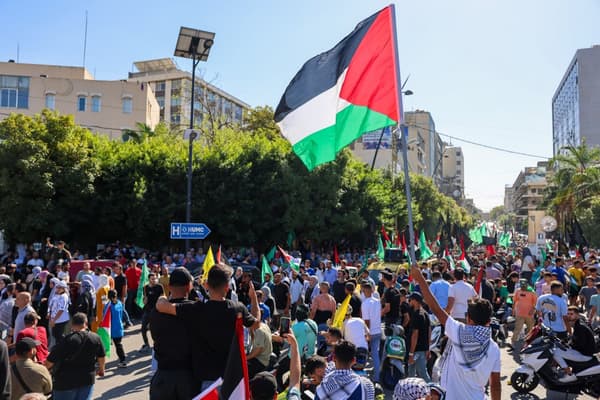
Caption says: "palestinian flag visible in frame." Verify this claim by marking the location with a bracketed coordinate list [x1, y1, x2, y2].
[97, 301, 111, 358]
[261, 255, 273, 285]
[192, 378, 223, 400]
[278, 246, 300, 273]
[274, 6, 401, 170]
[457, 236, 471, 273]
[381, 225, 392, 248]
[443, 247, 455, 270]
[220, 318, 250, 400]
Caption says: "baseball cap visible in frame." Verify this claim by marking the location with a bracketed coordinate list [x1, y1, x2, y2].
[249, 372, 277, 399]
[408, 292, 423, 303]
[169, 267, 193, 286]
[15, 337, 41, 355]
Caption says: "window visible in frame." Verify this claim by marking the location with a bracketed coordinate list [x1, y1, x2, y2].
[171, 79, 182, 90]
[456, 160, 462, 165]
[91, 95, 101, 112]
[171, 95, 181, 107]
[77, 95, 86, 111]
[170, 113, 181, 124]
[156, 96, 165, 109]
[155, 81, 166, 92]
[122, 97, 133, 113]
[45, 93, 55, 110]
[0, 75, 29, 109]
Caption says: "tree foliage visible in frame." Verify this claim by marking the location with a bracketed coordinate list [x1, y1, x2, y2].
[0, 108, 473, 250]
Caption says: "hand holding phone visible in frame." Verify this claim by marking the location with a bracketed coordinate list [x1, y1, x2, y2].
[280, 316, 291, 335]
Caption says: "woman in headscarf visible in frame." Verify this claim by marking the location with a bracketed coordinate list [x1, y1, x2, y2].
[74, 279, 96, 327]
[521, 247, 535, 284]
[92, 274, 110, 332]
[28, 266, 43, 307]
[48, 280, 70, 344]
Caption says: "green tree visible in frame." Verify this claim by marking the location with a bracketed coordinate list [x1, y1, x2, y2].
[0, 111, 100, 242]
[489, 205, 505, 221]
[546, 140, 600, 228]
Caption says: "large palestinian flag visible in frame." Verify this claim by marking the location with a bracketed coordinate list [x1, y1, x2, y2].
[275, 6, 401, 170]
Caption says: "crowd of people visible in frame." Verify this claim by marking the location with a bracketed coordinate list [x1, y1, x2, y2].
[0, 239, 599, 400]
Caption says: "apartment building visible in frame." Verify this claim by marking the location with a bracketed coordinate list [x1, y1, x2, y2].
[510, 161, 548, 228]
[128, 58, 250, 130]
[552, 45, 600, 155]
[0, 61, 159, 139]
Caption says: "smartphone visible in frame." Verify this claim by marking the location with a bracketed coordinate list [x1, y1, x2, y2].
[280, 316, 291, 335]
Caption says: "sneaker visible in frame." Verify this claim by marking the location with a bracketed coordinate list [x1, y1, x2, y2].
[118, 362, 128, 368]
[139, 344, 150, 353]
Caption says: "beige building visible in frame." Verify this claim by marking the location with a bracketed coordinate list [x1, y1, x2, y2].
[128, 58, 250, 130]
[510, 161, 548, 231]
[504, 185, 514, 213]
[0, 61, 159, 139]
[440, 145, 464, 199]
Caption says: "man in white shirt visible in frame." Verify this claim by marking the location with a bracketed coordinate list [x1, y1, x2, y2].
[411, 265, 501, 400]
[446, 268, 477, 322]
[26, 251, 45, 268]
[343, 305, 369, 350]
[290, 270, 305, 320]
[360, 282, 382, 382]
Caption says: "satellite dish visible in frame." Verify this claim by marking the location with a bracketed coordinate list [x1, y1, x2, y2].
[541, 216, 558, 232]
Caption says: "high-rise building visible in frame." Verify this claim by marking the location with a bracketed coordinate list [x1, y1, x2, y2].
[504, 185, 514, 213]
[0, 61, 159, 139]
[552, 45, 600, 155]
[128, 58, 250, 130]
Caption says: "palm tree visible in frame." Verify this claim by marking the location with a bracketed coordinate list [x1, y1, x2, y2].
[121, 123, 155, 143]
[547, 140, 600, 225]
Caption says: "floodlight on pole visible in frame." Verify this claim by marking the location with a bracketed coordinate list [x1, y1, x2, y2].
[174, 26, 215, 252]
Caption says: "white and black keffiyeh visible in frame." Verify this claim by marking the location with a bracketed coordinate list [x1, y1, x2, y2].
[393, 377, 430, 400]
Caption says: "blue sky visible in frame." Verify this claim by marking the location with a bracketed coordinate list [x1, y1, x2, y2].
[2, 0, 599, 211]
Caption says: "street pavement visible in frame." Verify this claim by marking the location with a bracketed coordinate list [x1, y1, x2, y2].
[91, 324, 596, 400]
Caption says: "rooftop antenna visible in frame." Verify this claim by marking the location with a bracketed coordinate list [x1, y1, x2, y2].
[83, 10, 88, 68]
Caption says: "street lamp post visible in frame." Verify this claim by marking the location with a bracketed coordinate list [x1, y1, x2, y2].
[174, 27, 215, 252]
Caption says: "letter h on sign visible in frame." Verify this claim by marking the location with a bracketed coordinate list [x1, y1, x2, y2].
[172, 224, 181, 238]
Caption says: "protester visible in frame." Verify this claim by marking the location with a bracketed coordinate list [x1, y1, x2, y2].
[140, 273, 163, 353]
[10, 338, 52, 400]
[107, 290, 127, 368]
[315, 340, 374, 399]
[511, 278, 537, 349]
[47, 280, 70, 345]
[45, 312, 106, 400]
[360, 282, 381, 383]
[407, 292, 431, 382]
[15, 312, 48, 364]
[149, 267, 195, 400]
[411, 264, 501, 400]
[536, 281, 570, 339]
[0, 339, 10, 400]
[156, 264, 259, 392]
[446, 268, 477, 323]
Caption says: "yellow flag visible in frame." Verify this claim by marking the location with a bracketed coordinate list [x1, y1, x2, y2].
[331, 294, 351, 329]
[202, 246, 215, 282]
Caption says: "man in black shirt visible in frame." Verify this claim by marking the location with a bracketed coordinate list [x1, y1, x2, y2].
[45, 312, 105, 399]
[140, 273, 164, 352]
[332, 271, 347, 304]
[272, 273, 290, 316]
[156, 264, 259, 392]
[345, 282, 362, 318]
[406, 292, 431, 382]
[381, 271, 400, 327]
[112, 263, 132, 328]
[149, 267, 195, 400]
[567, 306, 596, 357]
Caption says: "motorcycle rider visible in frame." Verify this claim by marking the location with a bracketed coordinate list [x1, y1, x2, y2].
[566, 306, 596, 357]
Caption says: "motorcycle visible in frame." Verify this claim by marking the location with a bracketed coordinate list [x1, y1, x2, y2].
[380, 323, 406, 390]
[510, 324, 600, 397]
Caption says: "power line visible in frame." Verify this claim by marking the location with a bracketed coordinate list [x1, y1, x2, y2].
[407, 123, 551, 159]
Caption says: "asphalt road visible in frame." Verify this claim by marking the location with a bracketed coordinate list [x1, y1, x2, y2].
[90, 324, 596, 399]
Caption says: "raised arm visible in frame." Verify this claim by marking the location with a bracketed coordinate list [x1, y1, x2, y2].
[411, 264, 448, 327]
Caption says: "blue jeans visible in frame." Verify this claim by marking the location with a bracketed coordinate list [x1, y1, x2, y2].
[53, 385, 94, 400]
[370, 333, 382, 382]
[408, 351, 431, 382]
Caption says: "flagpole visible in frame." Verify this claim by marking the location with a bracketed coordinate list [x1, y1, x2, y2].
[390, 4, 417, 263]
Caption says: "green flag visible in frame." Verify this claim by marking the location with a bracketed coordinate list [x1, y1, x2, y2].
[499, 232, 510, 248]
[377, 235, 385, 261]
[135, 260, 149, 309]
[479, 223, 487, 238]
[287, 231, 296, 248]
[419, 231, 433, 261]
[469, 227, 483, 245]
[266, 246, 276, 262]
[261, 255, 273, 285]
